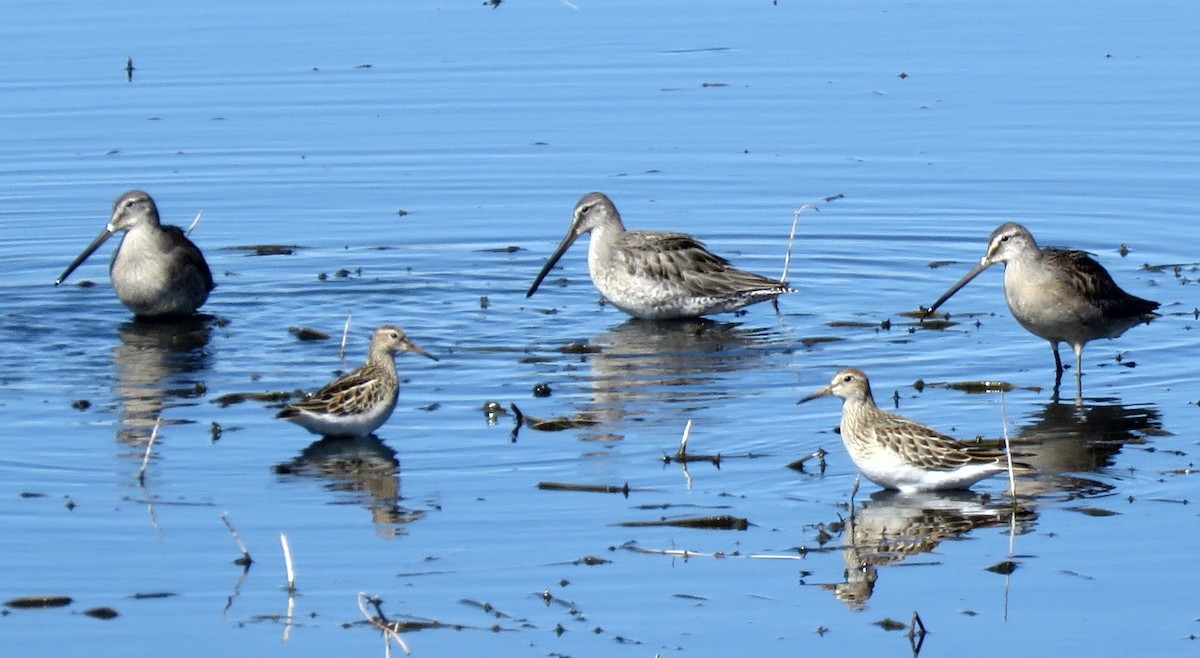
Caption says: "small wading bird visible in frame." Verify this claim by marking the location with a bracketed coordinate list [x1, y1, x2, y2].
[923, 222, 1159, 395]
[526, 192, 793, 319]
[55, 190, 214, 319]
[799, 368, 1029, 493]
[278, 325, 437, 438]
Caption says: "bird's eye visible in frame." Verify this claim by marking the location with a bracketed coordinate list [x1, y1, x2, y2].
[842, 375, 853, 382]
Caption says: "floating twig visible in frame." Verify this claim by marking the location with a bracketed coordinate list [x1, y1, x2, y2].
[781, 204, 818, 285]
[509, 403, 524, 442]
[537, 481, 631, 497]
[786, 447, 827, 472]
[339, 313, 352, 361]
[137, 416, 162, 486]
[1000, 390, 1018, 499]
[614, 514, 749, 530]
[279, 532, 296, 593]
[664, 420, 721, 465]
[908, 611, 927, 657]
[221, 512, 253, 567]
[357, 593, 412, 655]
[186, 211, 203, 238]
[5, 595, 73, 609]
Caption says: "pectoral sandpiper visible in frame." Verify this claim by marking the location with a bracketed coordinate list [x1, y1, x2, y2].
[798, 368, 1028, 493]
[278, 325, 437, 438]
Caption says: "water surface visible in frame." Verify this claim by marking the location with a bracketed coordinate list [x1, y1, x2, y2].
[1, 1, 1197, 656]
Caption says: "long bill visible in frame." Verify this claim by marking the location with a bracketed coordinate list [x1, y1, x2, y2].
[54, 224, 116, 285]
[922, 259, 992, 316]
[525, 229, 581, 298]
[404, 339, 440, 362]
[796, 385, 832, 405]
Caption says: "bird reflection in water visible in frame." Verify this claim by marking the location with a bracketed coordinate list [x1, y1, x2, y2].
[273, 435, 425, 537]
[113, 316, 212, 444]
[1009, 397, 1162, 498]
[557, 318, 785, 441]
[821, 489, 1036, 609]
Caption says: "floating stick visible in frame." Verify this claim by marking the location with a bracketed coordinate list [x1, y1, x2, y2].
[339, 312, 352, 360]
[186, 211, 203, 238]
[221, 513, 253, 566]
[357, 593, 411, 655]
[280, 532, 296, 593]
[781, 204, 818, 285]
[137, 416, 162, 486]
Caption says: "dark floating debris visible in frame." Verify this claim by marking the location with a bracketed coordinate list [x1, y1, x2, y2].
[511, 404, 598, 432]
[84, 607, 119, 620]
[288, 326, 330, 341]
[1066, 506, 1120, 517]
[5, 595, 73, 609]
[479, 245, 522, 253]
[912, 378, 1040, 394]
[985, 560, 1019, 575]
[226, 244, 299, 256]
[786, 447, 827, 473]
[573, 555, 611, 566]
[125, 56, 134, 81]
[212, 391, 294, 407]
[538, 481, 631, 497]
[799, 336, 844, 347]
[532, 383, 552, 398]
[558, 341, 601, 355]
[875, 617, 908, 631]
[71, 399, 91, 410]
[614, 515, 749, 531]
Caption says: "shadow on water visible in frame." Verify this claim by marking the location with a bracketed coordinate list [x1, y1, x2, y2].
[561, 318, 785, 440]
[820, 489, 1037, 610]
[273, 435, 427, 537]
[112, 315, 213, 444]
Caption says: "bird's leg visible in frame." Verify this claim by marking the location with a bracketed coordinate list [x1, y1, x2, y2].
[1050, 341, 1064, 400]
[1073, 343, 1084, 405]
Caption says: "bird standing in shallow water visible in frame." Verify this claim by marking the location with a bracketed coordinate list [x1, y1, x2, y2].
[55, 190, 214, 319]
[278, 325, 437, 438]
[526, 192, 793, 320]
[799, 368, 1028, 493]
[924, 222, 1159, 396]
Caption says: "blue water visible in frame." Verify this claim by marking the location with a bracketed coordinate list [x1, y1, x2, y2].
[1, 1, 1197, 656]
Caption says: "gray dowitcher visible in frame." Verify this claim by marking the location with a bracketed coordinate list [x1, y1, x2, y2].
[526, 192, 792, 319]
[278, 325, 437, 438]
[924, 222, 1159, 392]
[799, 368, 1028, 493]
[55, 190, 214, 318]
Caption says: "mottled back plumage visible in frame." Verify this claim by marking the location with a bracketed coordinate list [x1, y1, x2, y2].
[925, 222, 1158, 398]
[527, 192, 792, 319]
[278, 324, 437, 438]
[800, 368, 1028, 492]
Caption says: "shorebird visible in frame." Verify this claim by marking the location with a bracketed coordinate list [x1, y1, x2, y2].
[55, 190, 214, 318]
[798, 368, 1028, 493]
[278, 325, 437, 438]
[924, 222, 1159, 392]
[526, 192, 792, 319]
